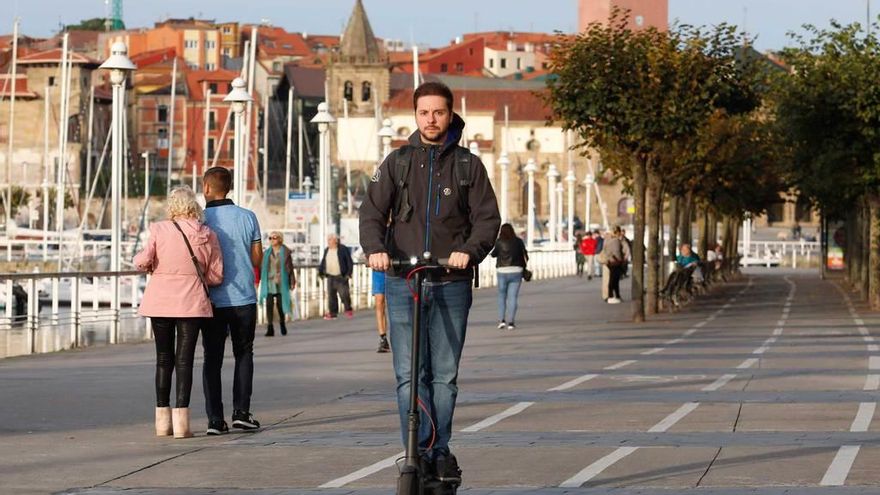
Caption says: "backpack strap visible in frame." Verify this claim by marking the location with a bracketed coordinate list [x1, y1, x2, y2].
[454, 146, 472, 216]
[392, 145, 414, 223]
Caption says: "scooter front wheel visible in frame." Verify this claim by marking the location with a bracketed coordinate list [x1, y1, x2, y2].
[397, 470, 421, 495]
[424, 479, 458, 495]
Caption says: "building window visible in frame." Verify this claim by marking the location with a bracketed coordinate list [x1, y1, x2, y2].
[344, 81, 353, 101]
[455, 62, 464, 72]
[206, 63, 215, 71]
[488, 59, 494, 69]
[48, 76, 56, 86]
[223, 26, 231, 34]
[273, 61, 282, 72]
[500, 58, 507, 69]
[206, 40, 215, 49]
[440, 63, 448, 72]
[468, 48, 474, 56]
[228, 138, 235, 159]
[208, 82, 218, 94]
[222, 47, 231, 56]
[157, 105, 168, 123]
[207, 137, 216, 159]
[208, 110, 217, 130]
[157, 128, 169, 148]
[517, 58, 522, 70]
[361, 81, 372, 102]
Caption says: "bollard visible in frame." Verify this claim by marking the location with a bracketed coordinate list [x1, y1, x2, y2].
[792, 250, 797, 269]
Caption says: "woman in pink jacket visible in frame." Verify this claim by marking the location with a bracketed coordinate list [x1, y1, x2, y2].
[134, 186, 223, 439]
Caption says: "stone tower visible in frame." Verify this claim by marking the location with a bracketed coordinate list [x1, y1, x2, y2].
[578, 0, 668, 32]
[327, 0, 390, 117]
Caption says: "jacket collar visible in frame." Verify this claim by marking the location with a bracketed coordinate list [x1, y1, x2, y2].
[205, 198, 234, 208]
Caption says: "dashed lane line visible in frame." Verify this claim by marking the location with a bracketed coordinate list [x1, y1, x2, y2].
[461, 401, 535, 433]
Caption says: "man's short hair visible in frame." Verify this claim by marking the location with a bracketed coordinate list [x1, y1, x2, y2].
[413, 81, 454, 112]
[204, 166, 232, 194]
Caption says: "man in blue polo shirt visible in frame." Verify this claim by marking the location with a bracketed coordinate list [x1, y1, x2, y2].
[201, 166, 264, 435]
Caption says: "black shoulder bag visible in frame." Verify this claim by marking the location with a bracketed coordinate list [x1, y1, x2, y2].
[171, 221, 211, 298]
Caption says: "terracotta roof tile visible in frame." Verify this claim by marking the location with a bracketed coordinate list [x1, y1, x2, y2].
[385, 88, 550, 122]
[18, 48, 100, 65]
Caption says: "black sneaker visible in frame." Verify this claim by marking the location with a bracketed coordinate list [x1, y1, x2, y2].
[265, 324, 275, 337]
[377, 335, 390, 353]
[434, 452, 462, 484]
[232, 410, 261, 430]
[206, 420, 229, 436]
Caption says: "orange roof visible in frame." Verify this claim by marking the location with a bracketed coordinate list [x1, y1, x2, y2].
[130, 47, 177, 68]
[462, 31, 569, 52]
[386, 88, 550, 122]
[186, 69, 240, 100]
[18, 48, 99, 65]
[0, 74, 38, 99]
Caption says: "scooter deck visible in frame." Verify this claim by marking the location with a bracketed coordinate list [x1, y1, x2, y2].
[423, 479, 458, 495]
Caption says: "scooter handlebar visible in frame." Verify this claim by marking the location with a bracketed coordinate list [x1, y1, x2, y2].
[390, 257, 450, 269]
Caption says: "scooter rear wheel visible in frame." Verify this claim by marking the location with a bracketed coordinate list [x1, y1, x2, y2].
[423, 479, 458, 495]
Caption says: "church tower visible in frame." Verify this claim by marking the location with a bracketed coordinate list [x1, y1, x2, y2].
[327, 0, 390, 118]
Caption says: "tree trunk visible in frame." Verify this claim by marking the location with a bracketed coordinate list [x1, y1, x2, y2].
[729, 216, 740, 275]
[847, 207, 857, 288]
[631, 157, 647, 323]
[708, 211, 718, 251]
[870, 195, 880, 309]
[668, 196, 680, 266]
[646, 172, 662, 315]
[698, 209, 710, 259]
[679, 193, 693, 245]
[862, 197, 870, 301]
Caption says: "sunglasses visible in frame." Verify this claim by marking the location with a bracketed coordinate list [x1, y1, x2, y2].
[269, 236, 280, 240]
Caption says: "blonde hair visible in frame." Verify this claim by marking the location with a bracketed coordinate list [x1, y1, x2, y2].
[166, 186, 204, 222]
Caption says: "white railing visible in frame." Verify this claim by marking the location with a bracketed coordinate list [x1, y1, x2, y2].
[0, 249, 577, 358]
[0, 238, 139, 265]
[738, 240, 820, 268]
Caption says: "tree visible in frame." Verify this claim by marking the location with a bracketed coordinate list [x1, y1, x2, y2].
[65, 18, 123, 31]
[547, 11, 758, 320]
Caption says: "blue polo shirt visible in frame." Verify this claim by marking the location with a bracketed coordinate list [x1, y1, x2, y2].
[204, 199, 262, 308]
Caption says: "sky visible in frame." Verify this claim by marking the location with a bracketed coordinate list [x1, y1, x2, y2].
[1, 0, 876, 52]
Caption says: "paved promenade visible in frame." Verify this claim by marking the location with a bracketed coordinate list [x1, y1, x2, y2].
[3, 269, 880, 494]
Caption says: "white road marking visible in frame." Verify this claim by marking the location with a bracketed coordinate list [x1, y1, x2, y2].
[820, 446, 861, 486]
[850, 402, 875, 432]
[870, 356, 880, 370]
[703, 374, 737, 392]
[772, 328, 784, 336]
[641, 347, 665, 356]
[604, 360, 637, 371]
[648, 402, 701, 433]
[738, 358, 759, 369]
[460, 401, 535, 432]
[864, 375, 880, 391]
[548, 374, 598, 392]
[559, 446, 639, 487]
[665, 338, 683, 345]
[320, 450, 405, 488]
[855, 318, 865, 326]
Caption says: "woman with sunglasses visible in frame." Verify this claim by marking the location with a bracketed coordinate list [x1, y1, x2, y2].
[259, 231, 296, 336]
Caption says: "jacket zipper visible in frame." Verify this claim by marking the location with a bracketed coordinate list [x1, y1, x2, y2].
[435, 184, 442, 216]
[424, 147, 435, 252]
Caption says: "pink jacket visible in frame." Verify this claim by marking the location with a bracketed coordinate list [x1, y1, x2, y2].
[134, 219, 223, 318]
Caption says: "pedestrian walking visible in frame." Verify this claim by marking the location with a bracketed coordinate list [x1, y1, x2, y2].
[133, 186, 224, 439]
[491, 223, 528, 330]
[574, 232, 585, 277]
[580, 231, 598, 280]
[318, 234, 354, 319]
[359, 81, 500, 484]
[259, 231, 296, 337]
[200, 166, 264, 436]
[601, 226, 626, 304]
[372, 269, 390, 352]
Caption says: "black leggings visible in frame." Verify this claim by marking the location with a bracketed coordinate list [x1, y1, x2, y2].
[266, 293, 285, 326]
[608, 265, 624, 299]
[153, 317, 202, 408]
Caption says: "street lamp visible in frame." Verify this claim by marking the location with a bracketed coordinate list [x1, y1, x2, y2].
[302, 176, 313, 197]
[584, 173, 595, 232]
[378, 118, 395, 166]
[546, 164, 559, 244]
[99, 41, 135, 343]
[223, 78, 252, 205]
[555, 182, 564, 244]
[497, 152, 510, 224]
[565, 169, 576, 242]
[525, 158, 537, 249]
[310, 102, 336, 249]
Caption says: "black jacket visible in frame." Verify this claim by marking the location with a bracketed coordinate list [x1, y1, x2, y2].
[359, 113, 501, 281]
[318, 244, 353, 278]
[491, 237, 528, 268]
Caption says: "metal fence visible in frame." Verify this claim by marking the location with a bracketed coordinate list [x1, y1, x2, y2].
[0, 248, 577, 358]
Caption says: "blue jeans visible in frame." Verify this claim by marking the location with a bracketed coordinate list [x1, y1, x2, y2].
[496, 272, 523, 323]
[386, 276, 472, 457]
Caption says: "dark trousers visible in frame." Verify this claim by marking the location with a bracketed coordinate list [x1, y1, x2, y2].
[327, 275, 352, 316]
[608, 264, 624, 299]
[266, 293, 285, 328]
[202, 303, 257, 422]
[152, 317, 201, 408]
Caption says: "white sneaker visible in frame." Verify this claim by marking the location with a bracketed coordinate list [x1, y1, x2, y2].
[607, 297, 622, 304]
[497, 321, 507, 329]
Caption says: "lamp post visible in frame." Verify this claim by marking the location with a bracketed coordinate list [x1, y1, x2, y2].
[565, 169, 576, 242]
[525, 158, 537, 249]
[310, 102, 336, 249]
[584, 173, 595, 232]
[223, 78, 252, 205]
[302, 176, 313, 197]
[546, 164, 559, 244]
[555, 182, 564, 244]
[378, 118, 394, 166]
[497, 152, 510, 224]
[99, 41, 135, 343]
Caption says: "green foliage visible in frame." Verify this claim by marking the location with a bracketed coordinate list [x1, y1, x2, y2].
[65, 18, 123, 31]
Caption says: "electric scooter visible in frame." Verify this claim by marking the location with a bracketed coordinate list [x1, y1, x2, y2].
[394, 252, 459, 495]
